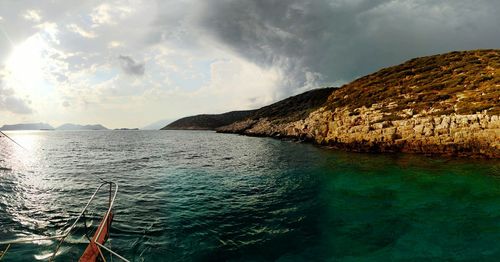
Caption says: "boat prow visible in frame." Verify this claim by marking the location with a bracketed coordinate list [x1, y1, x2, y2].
[80, 212, 114, 261]
[0, 182, 129, 262]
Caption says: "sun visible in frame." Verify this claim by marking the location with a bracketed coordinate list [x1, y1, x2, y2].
[4, 35, 46, 94]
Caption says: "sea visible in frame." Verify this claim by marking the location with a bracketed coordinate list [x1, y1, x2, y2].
[1, 130, 500, 261]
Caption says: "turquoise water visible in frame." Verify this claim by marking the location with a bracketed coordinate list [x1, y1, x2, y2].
[0, 130, 499, 261]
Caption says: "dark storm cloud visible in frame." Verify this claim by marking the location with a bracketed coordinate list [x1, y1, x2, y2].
[118, 55, 145, 76]
[192, 0, 500, 92]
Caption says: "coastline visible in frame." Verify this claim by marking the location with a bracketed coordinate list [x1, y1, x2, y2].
[217, 107, 499, 158]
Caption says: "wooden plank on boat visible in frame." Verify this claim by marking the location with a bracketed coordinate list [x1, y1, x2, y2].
[79, 212, 114, 262]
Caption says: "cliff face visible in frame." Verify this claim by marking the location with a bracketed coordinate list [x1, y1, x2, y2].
[218, 50, 500, 158]
[219, 107, 499, 157]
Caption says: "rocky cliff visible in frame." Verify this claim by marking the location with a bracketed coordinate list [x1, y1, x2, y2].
[218, 50, 500, 158]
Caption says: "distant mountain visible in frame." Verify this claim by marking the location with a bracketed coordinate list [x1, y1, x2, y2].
[161, 110, 256, 130]
[142, 119, 174, 130]
[0, 123, 54, 130]
[56, 123, 108, 130]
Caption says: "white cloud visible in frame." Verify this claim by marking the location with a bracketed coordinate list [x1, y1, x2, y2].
[202, 57, 283, 110]
[108, 41, 123, 48]
[35, 22, 59, 43]
[67, 24, 97, 38]
[22, 9, 42, 22]
[90, 4, 113, 25]
[1, 95, 32, 114]
[0, 68, 33, 114]
[91, 3, 133, 27]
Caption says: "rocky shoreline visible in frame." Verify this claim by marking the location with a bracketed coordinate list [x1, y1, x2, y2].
[217, 50, 500, 158]
[218, 105, 499, 158]
[160, 50, 500, 158]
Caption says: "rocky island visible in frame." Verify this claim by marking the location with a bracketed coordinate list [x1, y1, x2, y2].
[0, 123, 54, 130]
[56, 123, 108, 130]
[169, 50, 500, 158]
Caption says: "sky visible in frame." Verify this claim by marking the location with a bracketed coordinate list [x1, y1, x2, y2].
[0, 0, 499, 128]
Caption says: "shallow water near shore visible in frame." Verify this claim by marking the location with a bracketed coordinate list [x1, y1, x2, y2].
[1, 130, 499, 261]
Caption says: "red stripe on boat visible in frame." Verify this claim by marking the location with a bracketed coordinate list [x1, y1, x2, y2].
[79, 212, 114, 262]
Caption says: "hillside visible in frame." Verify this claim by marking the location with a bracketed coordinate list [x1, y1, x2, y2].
[162, 88, 335, 130]
[142, 119, 174, 130]
[0, 123, 54, 130]
[243, 87, 335, 122]
[161, 110, 256, 130]
[56, 123, 108, 130]
[218, 50, 500, 158]
[327, 49, 499, 118]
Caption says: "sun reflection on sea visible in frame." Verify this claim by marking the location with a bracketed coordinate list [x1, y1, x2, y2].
[1, 131, 43, 170]
[8, 130, 44, 151]
[1, 131, 68, 259]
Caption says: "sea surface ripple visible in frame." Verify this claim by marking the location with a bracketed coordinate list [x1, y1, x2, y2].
[1, 130, 500, 261]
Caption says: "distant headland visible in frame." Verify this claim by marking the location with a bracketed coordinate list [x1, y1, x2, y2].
[56, 123, 108, 131]
[161, 111, 256, 130]
[164, 50, 500, 158]
[0, 123, 54, 131]
[0, 123, 108, 131]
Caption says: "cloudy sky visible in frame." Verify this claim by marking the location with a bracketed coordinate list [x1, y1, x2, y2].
[0, 0, 499, 128]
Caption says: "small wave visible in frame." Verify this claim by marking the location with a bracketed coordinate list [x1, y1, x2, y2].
[185, 154, 202, 159]
[34, 246, 70, 261]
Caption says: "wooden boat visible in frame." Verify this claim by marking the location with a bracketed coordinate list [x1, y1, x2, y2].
[0, 182, 129, 262]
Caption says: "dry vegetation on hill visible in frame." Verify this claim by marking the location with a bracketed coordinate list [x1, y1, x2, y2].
[162, 110, 256, 130]
[162, 88, 335, 130]
[328, 50, 499, 119]
[246, 88, 335, 123]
